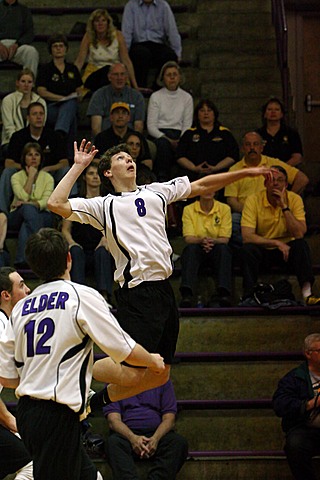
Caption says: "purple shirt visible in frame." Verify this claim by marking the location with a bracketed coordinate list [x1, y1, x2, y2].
[103, 380, 177, 431]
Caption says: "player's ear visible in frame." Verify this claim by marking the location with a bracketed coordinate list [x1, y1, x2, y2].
[1, 290, 10, 302]
[104, 169, 112, 178]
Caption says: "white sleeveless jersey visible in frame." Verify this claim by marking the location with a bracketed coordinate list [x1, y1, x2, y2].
[69, 177, 191, 288]
[0, 280, 135, 416]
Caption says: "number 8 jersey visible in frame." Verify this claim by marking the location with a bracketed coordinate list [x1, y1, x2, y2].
[68, 177, 191, 288]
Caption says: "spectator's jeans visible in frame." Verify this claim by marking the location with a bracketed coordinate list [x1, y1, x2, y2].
[153, 128, 181, 182]
[284, 426, 320, 480]
[0, 168, 16, 214]
[240, 238, 314, 296]
[106, 429, 188, 480]
[8, 205, 53, 263]
[230, 212, 243, 248]
[180, 243, 233, 296]
[70, 245, 114, 295]
[47, 98, 78, 159]
[0, 39, 39, 76]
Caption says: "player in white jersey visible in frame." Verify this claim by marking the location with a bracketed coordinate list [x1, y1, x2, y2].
[0, 267, 33, 480]
[0, 228, 165, 480]
[47, 140, 272, 400]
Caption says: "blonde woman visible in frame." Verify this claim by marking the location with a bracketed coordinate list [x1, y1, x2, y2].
[1, 68, 47, 151]
[74, 9, 138, 93]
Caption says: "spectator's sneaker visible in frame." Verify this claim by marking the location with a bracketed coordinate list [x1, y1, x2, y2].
[305, 295, 320, 306]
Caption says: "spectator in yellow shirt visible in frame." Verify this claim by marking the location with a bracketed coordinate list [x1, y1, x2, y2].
[179, 192, 232, 308]
[224, 131, 309, 248]
[240, 165, 319, 306]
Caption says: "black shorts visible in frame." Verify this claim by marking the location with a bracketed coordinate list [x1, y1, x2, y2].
[116, 279, 179, 364]
[17, 397, 97, 480]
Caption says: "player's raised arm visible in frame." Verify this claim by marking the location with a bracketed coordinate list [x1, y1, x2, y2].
[47, 139, 98, 218]
[188, 166, 272, 198]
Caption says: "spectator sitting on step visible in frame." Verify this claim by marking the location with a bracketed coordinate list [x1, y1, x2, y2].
[176, 99, 239, 182]
[147, 61, 193, 181]
[224, 131, 309, 248]
[121, 0, 182, 89]
[273, 333, 320, 480]
[0, 101, 72, 215]
[61, 161, 114, 305]
[74, 8, 138, 95]
[103, 379, 188, 480]
[256, 97, 303, 167]
[124, 131, 155, 183]
[1, 68, 47, 160]
[7, 142, 54, 269]
[36, 34, 83, 159]
[179, 191, 233, 308]
[240, 165, 320, 306]
[87, 62, 145, 139]
[0, 0, 39, 76]
[94, 102, 153, 174]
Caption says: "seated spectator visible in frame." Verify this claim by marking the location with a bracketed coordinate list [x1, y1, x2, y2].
[1, 68, 47, 159]
[121, 0, 182, 88]
[74, 8, 138, 95]
[176, 99, 239, 182]
[240, 165, 320, 305]
[95, 102, 153, 168]
[37, 34, 83, 158]
[0, 101, 71, 215]
[179, 192, 232, 308]
[256, 97, 303, 167]
[0, 213, 10, 268]
[8, 142, 54, 268]
[273, 333, 320, 480]
[124, 131, 154, 181]
[225, 131, 309, 248]
[104, 379, 188, 480]
[0, 0, 39, 76]
[61, 161, 114, 304]
[0, 266, 33, 480]
[147, 61, 193, 181]
[87, 62, 145, 138]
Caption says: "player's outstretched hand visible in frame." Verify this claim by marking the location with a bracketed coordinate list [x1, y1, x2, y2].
[247, 166, 273, 181]
[149, 354, 165, 374]
[74, 139, 99, 167]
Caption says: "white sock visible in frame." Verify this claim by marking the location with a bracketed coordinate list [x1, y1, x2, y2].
[302, 282, 312, 298]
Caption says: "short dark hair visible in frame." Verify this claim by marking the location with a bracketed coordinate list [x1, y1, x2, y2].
[27, 101, 45, 116]
[0, 267, 16, 295]
[193, 99, 220, 128]
[25, 228, 69, 281]
[261, 97, 286, 124]
[98, 143, 131, 189]
[270, 164, 288, 181]
[48, 34, 69, 54]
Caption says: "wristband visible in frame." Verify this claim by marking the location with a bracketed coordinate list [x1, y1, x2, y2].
[282, 207, 290, 212]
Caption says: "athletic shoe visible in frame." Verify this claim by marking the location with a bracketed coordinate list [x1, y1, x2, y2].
[305, 295, 320, 306]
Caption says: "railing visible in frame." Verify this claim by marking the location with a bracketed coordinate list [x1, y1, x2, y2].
[271, 0, 289, 114]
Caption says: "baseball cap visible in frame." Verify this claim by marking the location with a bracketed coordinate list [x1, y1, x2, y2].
[110, 102, 130, 114]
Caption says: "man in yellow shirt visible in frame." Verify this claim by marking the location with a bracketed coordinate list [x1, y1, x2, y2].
[225, 131, 309, 247]
[240, 165, 319, 306]
[179, 192, 232, 307]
